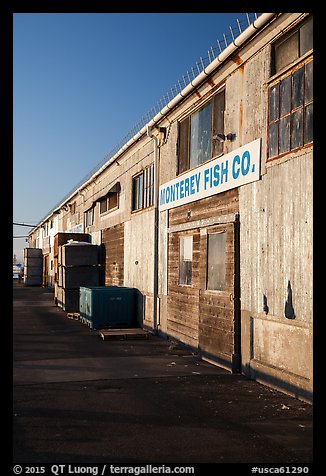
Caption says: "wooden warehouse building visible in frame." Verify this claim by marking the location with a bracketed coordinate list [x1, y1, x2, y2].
[28, 13, 313, 402]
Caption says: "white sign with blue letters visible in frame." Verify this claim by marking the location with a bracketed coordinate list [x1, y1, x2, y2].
[159, 138, 261, 212]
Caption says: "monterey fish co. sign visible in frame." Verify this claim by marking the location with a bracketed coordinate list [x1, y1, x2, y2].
[159, 138, 261, 211]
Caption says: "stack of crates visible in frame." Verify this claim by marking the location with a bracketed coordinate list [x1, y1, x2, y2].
[56, 241, 100, 312]
[54, 232, 91, 305]
[23, 248, 43, 286]
[79, 286, 137, 330]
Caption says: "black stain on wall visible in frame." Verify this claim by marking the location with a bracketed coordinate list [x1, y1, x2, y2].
[263, 294, 269, 314]
[284, 280, 296, 319]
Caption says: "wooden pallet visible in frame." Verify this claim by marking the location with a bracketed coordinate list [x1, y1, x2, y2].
[99, 328, 150, 341]
[79, 316, 92, 327]
[67, 312, 80, 320]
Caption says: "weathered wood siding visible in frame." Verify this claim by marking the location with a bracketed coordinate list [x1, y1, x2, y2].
[169, 188, 239, 227]
[102, 223, 124, 286]
[198, 223, 236, 367]
[167, 190, 239, 353]
[167, 229, 200, 347]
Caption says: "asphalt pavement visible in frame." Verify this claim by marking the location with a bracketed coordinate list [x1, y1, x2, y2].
[13, 282, 313, 467]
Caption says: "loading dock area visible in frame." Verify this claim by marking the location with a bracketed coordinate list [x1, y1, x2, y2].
[13, 282, 313, 464]
[26, 14, 313, 402]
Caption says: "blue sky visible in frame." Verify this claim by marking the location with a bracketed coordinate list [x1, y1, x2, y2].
[13, 12, 253, 261]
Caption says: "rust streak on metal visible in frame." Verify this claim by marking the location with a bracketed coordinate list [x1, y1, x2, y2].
[193, 80, 224, 108]
[232, 54, 244, 67]
[239, 100, 243, 134]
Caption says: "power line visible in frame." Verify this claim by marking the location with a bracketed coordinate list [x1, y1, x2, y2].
[13, 222, 37, 227]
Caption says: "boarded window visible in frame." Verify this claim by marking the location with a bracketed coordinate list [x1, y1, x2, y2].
[179, 236, 193, 285]
[178, 89, 225, 174]
[207, 232, 226, 291]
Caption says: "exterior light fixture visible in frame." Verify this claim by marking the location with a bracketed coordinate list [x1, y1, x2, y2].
[213, 133, 236, 142]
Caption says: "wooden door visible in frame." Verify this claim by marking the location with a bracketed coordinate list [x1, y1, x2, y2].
[102, 223, 124, 286]
[167, 229, 200, 348]
[198, 220, 240, 372]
